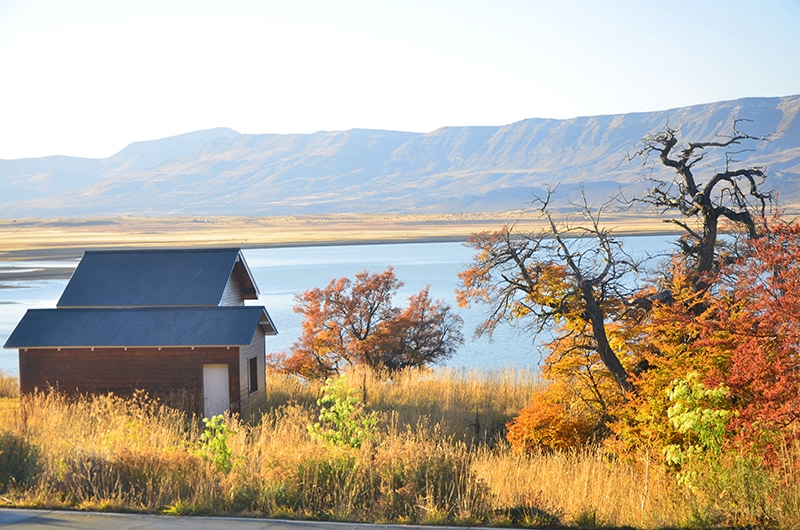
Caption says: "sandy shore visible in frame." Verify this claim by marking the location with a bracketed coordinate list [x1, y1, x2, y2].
[0, 213, 680, 281]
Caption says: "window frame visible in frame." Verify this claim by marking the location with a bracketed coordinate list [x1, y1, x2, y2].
[248, 356, 259, 394]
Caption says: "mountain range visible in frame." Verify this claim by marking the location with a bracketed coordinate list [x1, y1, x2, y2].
[2, 95, 799, 218]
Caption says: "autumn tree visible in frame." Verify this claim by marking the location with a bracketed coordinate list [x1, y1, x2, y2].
[612, 217, 800, 467]
[273, 267, 463, 379]
[458, 191, 641, 399]
[700, 219, 800, 455]
[605, 123, 781, 460]
[467, 122, 789, 462]
[457, 191, 648, 451]
[630, 121, 772, 278]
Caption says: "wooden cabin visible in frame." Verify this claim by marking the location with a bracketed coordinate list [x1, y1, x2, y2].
[3, 248, 277, 419]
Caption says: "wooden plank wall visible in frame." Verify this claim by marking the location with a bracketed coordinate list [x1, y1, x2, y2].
[220, 271, 246, 306]
[18, 346, 241, 415]
[238, 329, 266, 419]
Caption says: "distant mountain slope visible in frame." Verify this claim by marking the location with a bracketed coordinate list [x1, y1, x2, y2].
[2, 96, 799, 218]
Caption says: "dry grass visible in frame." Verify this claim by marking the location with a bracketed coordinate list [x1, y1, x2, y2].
[265, 366, 543, 445]
[0, 369, 798, 528]
[0, 371, 19, 398]
[350, 366, 544, 445]
[472, 447, 684, 528]
[0, 213, 682, 260]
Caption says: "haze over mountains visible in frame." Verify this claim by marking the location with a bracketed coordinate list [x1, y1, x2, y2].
[2, 95, 799, 218]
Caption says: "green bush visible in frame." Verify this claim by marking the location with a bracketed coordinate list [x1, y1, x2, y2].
[664, 371, 734, 487]
[308, 376, 378, 448]
[199, 414, 236, 473]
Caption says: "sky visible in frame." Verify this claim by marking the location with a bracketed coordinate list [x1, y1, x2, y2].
[1, 0, 799, 160]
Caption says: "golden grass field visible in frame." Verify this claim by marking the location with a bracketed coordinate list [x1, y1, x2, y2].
[2, 214, 799, 527]
[0, 367, 797, 528]
[0, 213, 681, 260]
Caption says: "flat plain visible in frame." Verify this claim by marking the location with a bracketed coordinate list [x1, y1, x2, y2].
[0, 213, 680, 281]
[0, 213, 680, 257]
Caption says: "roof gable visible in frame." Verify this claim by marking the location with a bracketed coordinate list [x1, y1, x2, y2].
[57, 248, 259, 307]
[4, 306, 277, 349]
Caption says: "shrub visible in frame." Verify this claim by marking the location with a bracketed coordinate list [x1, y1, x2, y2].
[0, 432, 39, 492]
[506, 386, 600, 453]
[307, 375, 378, 449]
[199, 414, 236, 473]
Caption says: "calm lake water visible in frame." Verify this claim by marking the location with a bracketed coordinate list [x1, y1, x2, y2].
[0, 237, 676, 377]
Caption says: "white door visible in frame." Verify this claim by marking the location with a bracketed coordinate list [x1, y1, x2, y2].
[203, 364, 230, 418]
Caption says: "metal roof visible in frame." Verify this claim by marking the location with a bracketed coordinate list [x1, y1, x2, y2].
[57, 248, 259, 307]
[4, 306, 277, 349]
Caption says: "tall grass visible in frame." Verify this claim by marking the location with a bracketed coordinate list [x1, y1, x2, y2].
[266, 366, 543, 445]
[0, 368, 798, 528]
[0, 370, 18, 398]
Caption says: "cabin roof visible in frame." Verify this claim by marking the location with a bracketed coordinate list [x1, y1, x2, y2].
[3, 306, 277, 349]
[57, 248, 259, 308]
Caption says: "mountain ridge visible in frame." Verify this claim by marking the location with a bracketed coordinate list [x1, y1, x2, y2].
[2, 95, 799, 218]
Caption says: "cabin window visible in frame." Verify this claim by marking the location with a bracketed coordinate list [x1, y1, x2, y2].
[248, 356, 259, 393]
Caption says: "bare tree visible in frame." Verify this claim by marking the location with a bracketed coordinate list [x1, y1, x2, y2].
[458, 189, 639, 394]
[630, 120, 772, 277]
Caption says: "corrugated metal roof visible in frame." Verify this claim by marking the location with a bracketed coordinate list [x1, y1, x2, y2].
[57, 248, 259, 307]
[3, 306, 277, 349]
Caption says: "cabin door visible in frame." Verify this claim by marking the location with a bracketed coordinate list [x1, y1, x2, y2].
[203, 364, 230, 418]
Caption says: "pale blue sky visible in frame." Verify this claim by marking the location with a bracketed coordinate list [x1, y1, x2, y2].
[1, 0, 799, 159]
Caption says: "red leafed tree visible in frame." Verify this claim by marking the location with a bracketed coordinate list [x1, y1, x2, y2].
[706, 220, 800, 451]
[272, 267, 464, 378]
[611, 220, 800, 462]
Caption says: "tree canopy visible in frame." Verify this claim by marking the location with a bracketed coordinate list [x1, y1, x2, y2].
[457, 191, 641, 396]
[458, 122, 796, 469]
[271, 267, 464, 379]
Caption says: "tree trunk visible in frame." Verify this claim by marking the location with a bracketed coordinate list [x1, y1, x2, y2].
[697, 211, 719, 275]
[580, 280, 634, 394]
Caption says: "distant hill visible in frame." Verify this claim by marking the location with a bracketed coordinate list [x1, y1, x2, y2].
[2, 96, 799, 218]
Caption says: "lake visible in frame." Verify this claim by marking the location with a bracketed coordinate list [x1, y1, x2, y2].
[0, 237, 676, 377]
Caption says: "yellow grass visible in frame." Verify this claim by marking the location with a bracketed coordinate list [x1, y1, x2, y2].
[0, 369, 798, 527]
[0, 371, 18, 399]
[0, 213, 682, 259]
[4, 214, 798, 525]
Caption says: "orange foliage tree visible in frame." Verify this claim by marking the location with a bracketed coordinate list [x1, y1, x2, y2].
[468, 123, 778, 455]
[457, 194, 643, 451]
[271, 267, 464, 379]
[612, 219, 800, 465]
[608, 262, 722, 456]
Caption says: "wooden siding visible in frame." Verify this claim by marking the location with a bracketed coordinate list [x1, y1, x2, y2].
[238, 328, 266, 419]
[220, 271, 246, 306]
[19, 347, 241, 416]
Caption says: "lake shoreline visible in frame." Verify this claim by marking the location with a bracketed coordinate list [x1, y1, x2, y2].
[0, 213, 682, 281]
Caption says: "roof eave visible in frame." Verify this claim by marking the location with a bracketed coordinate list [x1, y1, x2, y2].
[235, 250, 260, 299]
[259, 308, 279, 336]
[9, 343, 253, 350]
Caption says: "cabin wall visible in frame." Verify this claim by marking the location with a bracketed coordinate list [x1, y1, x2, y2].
[220, 272, 246, 306]
[19, 347, 241, 415]
[238, 328, 266, 419]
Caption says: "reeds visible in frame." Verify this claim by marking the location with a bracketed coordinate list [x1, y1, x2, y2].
[0, 368, 798, 528]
